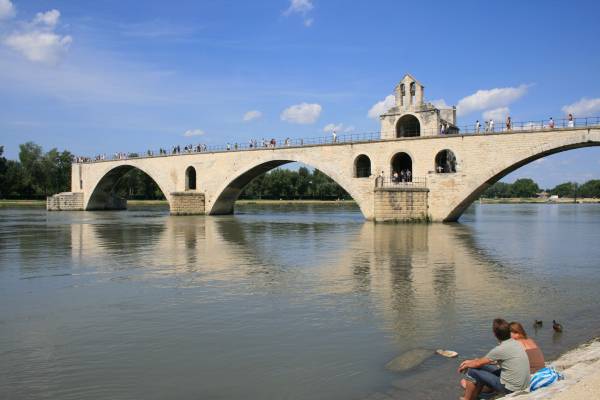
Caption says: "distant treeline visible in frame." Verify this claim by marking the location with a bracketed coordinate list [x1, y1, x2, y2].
[482, 178, 600, 198]
[2, 142, 599, 200]
[239, 167, 350, 200]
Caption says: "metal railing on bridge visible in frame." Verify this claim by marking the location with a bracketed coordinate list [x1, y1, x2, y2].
[74, 116, 600, 164]
[375, 176, 427, 190]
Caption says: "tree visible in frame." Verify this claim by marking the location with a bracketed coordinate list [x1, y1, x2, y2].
[510, 178, 540, 198]
[579, 180, 600, 198]
[550, 182, 579, 198]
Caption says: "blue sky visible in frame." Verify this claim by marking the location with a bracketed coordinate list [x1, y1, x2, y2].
[1, 0, 600, 188]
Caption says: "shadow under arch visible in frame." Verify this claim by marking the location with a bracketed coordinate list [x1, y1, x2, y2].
[208, 159, 365, 217]
[87, 164, 170, 211]
[446, 141, 600, 221]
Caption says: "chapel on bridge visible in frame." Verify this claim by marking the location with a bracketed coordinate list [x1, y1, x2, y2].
[380, 74, 458, 139]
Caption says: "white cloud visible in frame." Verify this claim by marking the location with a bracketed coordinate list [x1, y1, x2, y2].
[456, 84, 529, 116]
[323, 123, 354, 133]
[183, 129, 205, 137]
[284, 0, 314, 15]
[3, 8, 72, 64]
[482, 107, 509, 121]
[562, 98, 600, 117]
[0, 0, 15, 20]
[281, 102, 321, 124]
[430, 98, 450, 108]
[243, 110, 262, 121]
[33, 9, 60, 27]
[284, 0, 314, 27]
[367, 94, 395, 119]
[5, 32, 72, 64]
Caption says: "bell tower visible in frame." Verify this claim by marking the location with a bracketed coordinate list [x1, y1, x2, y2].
[380, 74, 458, 139]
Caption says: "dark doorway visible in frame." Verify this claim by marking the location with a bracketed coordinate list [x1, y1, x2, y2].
[435, 150, 457, 173]
[354, 155, 372, 178]
[391, 152, 412, 182]
[186, 166, 197, 190]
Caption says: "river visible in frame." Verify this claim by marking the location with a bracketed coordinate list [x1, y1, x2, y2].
[1, 203, 599, 399]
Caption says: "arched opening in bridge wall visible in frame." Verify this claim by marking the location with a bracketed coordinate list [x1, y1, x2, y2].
[185, 166, 197, 190]
[396, 114, 420, 138]
[391, 152, 412, 182]
[209, 160, 358, 216]
[87, 165, 167, 210]
[354, 155, 371, 178]
[435, 150, 457, 173]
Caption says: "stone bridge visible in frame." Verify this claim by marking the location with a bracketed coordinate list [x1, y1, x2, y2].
[47, 75, 600, 222]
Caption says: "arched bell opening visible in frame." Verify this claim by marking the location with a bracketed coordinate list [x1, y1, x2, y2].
[396, 114, 420, 138]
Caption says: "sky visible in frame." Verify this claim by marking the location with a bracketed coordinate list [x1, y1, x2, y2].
[1, 0, 600, 188]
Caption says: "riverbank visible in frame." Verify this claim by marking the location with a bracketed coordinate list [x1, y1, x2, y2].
[505, 338, 600, 399]
[480, 197, 600, 204]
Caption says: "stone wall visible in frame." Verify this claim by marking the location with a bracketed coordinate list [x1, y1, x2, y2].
[47, 192, 84, 211]
[170, 192, 205, 215]
[373, 188, 429, 222]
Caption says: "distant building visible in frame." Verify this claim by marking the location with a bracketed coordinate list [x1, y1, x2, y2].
[537, 191, 550, 199]
[380, 74, 458, 139]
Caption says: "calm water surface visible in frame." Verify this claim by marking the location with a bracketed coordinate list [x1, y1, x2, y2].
[1, 203, 600, 399]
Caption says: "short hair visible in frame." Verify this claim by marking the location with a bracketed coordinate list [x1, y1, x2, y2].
[509, 322, 528, 339]
[492, 318, 511, 341]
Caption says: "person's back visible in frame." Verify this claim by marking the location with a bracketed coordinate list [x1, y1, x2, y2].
[486, 337, 531, 392]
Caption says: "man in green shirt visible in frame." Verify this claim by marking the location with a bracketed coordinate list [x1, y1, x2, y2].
[458, 318, 530, 399]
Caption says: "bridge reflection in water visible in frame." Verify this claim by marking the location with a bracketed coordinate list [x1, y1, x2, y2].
[59, 205, 543, 398]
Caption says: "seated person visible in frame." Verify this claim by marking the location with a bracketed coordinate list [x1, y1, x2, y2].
[509, 322, 545, 373]
[458, 318, 530, 399]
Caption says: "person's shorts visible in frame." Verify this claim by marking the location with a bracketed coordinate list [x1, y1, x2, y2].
[465, 365, 512, 394]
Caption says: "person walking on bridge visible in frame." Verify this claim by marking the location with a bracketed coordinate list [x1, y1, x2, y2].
[489, 119, 495, 132]
[332, 130, 337, 143]
[506, 116, 512, 131]
[548, 117, 555, 129]
[475, 120, 481, 134]
[568, 113, 574, 128]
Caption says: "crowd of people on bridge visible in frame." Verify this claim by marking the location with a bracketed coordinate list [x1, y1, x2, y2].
[472, 113, 574, 134]
[73, 113, 585, 164]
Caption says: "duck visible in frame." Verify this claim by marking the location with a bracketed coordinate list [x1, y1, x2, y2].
[534, 320, 543, 327]
[553, 320, 563, 332]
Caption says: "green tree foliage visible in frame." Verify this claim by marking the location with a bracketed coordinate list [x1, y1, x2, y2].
[510, 178, 540, 198]
[240, 167, 350, 200]
[579, 180, 600, 198]
[549, 182, 579, 198]
[482, 178, 540, 198]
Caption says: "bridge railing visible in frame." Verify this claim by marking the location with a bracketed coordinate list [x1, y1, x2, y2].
[375, 176, 427, 189]
[74, 116, 600, 164]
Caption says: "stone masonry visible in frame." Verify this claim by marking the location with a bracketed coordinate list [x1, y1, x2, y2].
[374, 188, 429, 222]
[170, 192, 205, 215]
[47, 192, 84, 211]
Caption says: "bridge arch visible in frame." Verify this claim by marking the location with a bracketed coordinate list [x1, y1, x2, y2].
[396, 114, 420, 137]
[442, 134, 600, 222]
[85, 163, 171, 211]
[206, 156, 372, 218]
